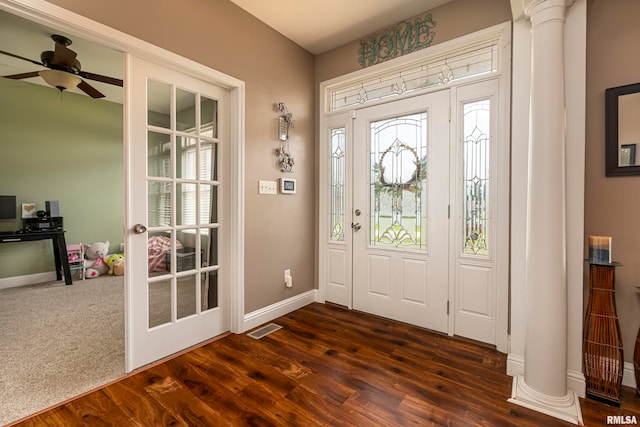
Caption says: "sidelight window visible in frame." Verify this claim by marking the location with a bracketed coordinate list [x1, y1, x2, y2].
[462, 99, 490, 255]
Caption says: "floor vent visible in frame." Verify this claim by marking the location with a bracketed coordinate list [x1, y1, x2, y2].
[247, 323, 282, 340]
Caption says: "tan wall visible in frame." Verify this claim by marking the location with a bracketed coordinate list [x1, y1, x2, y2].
[315, 0, 512, 84]
[47, 0, 316, 313]
[586, 0, 640, 364]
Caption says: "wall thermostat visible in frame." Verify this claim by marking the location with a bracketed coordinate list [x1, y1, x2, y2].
[280, 178, 296, 194]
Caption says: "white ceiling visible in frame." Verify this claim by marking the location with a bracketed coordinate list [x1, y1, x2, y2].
[0, 0, 452, 103]
[229, 0, 453, 55]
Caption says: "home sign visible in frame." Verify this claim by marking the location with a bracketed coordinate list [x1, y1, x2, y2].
[358, 14, 437, 68]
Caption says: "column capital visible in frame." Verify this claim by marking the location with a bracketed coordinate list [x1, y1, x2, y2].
[524, 0, 574, 18]
[524, 0, 572, 28]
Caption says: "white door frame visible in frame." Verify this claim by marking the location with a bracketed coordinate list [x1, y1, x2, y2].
[319, 22, 511, 353]
[0, 0, 246, 371]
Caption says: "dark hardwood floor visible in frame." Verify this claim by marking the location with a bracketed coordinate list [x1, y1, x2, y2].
[11, 303, 640, 426]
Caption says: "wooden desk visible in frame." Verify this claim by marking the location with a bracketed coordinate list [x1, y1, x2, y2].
[0, 230, 72, 285]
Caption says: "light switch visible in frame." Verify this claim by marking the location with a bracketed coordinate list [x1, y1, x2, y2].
[258, 180, 277, 195]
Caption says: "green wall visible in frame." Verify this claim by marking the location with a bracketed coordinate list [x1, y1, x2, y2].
[0, 78, 123, 278]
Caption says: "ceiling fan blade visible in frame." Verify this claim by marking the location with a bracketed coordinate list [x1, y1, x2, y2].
[79, 71, 123, 87]
[0, 50, 44, 67]
[53, 42, 77, 67]
[78, 79, 105, 98]
[2, 71, 41, 80]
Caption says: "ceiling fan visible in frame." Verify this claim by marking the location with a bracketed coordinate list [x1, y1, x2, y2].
[0, 34, 123, 98]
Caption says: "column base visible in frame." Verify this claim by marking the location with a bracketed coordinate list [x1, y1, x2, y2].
[508, 375, 584, 425]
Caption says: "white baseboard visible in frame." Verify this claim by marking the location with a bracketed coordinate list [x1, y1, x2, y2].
[241, 289, 318, 333]
[507, 353, 638, 395]
[567, 369, 586, 399]
[0, 271, 57, 290]
[623, 361, 637, 390]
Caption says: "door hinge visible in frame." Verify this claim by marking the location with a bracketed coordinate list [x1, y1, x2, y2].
[447, 300, 450, 315]
[448, 107, 451, 122]
[448, 205, 450, 219]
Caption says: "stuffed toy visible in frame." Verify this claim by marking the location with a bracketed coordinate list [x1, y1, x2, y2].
[84, 241, 110, 279]
[106, 253, 125, 276]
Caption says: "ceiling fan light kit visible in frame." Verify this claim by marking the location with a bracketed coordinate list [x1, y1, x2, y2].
[38, 69, 81, 91]
[1, 34, 122, 99]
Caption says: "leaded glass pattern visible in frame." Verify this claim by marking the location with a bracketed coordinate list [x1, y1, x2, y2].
[462, 99, 490, 255]
[370, 113, 427, 250]
[330, 127, 346, 241]
[330, 44, 498, 112]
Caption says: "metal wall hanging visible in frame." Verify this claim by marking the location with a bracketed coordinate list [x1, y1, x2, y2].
[276, 102, 295, 172]
[358, 13, 437, 68]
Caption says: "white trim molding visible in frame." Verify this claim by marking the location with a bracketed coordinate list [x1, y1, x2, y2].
[242, 290, 318, 333]
[0, 271, 57, 290]
[623, 362, 637, 390]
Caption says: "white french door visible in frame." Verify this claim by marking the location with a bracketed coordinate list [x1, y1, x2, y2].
[127, 55, 230, 370]
[352, 91, 450, 333]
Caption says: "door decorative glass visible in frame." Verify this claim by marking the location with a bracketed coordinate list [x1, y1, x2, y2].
[329, 127, 346, 242]
[370, 113, 427, 250]
[462, 99, 490, 255]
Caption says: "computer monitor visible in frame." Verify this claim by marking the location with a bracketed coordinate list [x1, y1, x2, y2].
[0, 196, 16, 220]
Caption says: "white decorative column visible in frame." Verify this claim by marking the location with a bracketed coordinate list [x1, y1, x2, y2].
[508, 0, 583, 425]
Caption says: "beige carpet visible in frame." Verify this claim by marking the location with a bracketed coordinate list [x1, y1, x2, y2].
[0, 275, 125, 426]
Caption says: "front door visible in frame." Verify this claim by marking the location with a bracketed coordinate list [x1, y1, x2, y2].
[127, 55, 230, 370]
[352, 91, 450, 333]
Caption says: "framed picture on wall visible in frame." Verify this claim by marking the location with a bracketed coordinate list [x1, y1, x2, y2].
[620, 143, 636, 166]
[21, 203, 36, 218]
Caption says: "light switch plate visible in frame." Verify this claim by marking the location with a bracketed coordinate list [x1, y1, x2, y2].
[258, 180, 277, 195]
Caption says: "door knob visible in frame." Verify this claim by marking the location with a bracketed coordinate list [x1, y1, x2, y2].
[351, 222, 361, 231]
[133, 224, 147, 234]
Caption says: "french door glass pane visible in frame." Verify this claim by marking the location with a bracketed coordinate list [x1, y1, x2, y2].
[148, 231, 173, 277]
[148, 181, 172, 227]
[177, 275, 197, 319]
[147, 80, 171, 129]
[173, 230, 197, 273]
[200, 97, 218, 138]
[177, 136, 197, 180]
[462, 99, 490, 255]
[176, 89, 196, 133]
[200, 141, 217, 181]
[200, 184, 216, 224]
[148, 278, 171, 328]
[206, 227, 218, 266]
[202, 270, 218, 311]
[370, 113, 427, 250]
[329, 127, 346, 242]
[148, 131, 171, 178]
[177, 183, 197, 226]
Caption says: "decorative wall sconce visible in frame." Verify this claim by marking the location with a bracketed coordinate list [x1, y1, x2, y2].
[276, 102, 295, 172]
